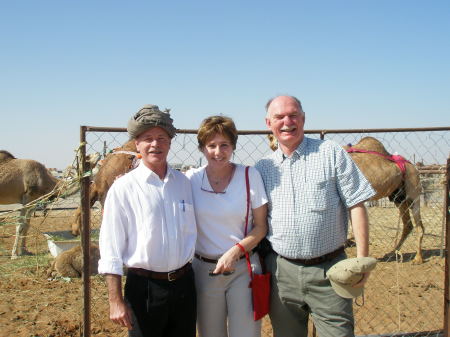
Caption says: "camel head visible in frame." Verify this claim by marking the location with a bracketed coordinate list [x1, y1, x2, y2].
[86, 152, 101, 169]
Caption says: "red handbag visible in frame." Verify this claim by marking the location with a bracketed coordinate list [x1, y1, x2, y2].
[236, 166, 271, 321]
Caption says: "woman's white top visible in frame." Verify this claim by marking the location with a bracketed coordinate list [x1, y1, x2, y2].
[185, 164, 267, 258]
[98, 162, 197, 275]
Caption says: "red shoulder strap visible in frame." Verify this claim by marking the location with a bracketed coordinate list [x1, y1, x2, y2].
[243, 166, 253, 282]
[244, 166, 250, 236]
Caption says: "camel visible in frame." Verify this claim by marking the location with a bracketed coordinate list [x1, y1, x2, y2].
[0, 150, 100, 258]
[267, 135, 424, 264]
[344, 137, 424, 264]
[31, 152, 102, 218]
[62, 152, 102, 182]
[71, 140, 139, 236]
[46, 243, 100, 278]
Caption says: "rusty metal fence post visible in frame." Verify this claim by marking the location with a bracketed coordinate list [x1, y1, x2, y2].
[80, 126, 91, 337]
[445, 156, 450, 337]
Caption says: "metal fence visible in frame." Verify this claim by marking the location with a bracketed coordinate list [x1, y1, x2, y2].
[0, 126, 448, 336]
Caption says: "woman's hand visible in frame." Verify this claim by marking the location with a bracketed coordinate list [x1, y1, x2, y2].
[212, 245, 241, 274]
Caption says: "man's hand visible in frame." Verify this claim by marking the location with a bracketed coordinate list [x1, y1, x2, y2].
[105, 274, 133, 330]
[109, 297, 133, 330]
[353, 271, 371, 288]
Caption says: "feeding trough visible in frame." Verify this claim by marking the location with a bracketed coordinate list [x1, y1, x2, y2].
[43, 230, 99, 257]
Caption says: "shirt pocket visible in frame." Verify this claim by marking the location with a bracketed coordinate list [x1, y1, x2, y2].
[304, 179, 330, 212]
[178, 201, 197, 234]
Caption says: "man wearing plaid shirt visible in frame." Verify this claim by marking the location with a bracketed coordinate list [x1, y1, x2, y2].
[255, 95, 376, 337]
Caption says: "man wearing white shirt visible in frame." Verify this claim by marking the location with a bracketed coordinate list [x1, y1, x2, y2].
[98, 105, 197, 337]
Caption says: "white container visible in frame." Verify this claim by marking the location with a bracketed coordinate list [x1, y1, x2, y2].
[46, 239, 79, 257]
[43, 231, 80, 257]
[44, 230, 99, 257]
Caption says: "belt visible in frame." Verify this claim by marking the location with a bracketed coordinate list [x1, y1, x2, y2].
[127, 263, 191, 282]
[280, 247, 345, 266]
[194, 252, 250, 264]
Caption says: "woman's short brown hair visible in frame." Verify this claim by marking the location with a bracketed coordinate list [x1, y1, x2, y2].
[197, 115, 238, 150]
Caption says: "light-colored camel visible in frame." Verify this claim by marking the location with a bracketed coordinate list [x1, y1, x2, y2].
[46, 243, 100, 278]
[0, 150, 61, 258]
[71, 140, 139, 235]
[267, 135, 424, 263]
[62, 152, 102, 182]
[0, 150, 100, 258]
[344, 137, 424, 263]
[31, 152, 102, 218]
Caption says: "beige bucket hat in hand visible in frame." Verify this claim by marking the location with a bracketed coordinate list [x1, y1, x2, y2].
[326, 257, 377, 299]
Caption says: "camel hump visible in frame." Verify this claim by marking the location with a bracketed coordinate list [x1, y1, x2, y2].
[351, 137, 390, 155]
[0, 150, 16, 161]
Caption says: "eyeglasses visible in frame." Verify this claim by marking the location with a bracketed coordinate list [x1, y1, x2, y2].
[200, 170, 227, 194]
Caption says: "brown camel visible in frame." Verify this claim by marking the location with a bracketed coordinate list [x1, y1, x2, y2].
[267, 135, 424, 264]
[0, 150, 100, 258]
[46, 243, 100, 278]
[71, 140, 139, 235]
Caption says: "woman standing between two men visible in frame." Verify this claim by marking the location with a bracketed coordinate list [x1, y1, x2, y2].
[186, 115, 268, 337]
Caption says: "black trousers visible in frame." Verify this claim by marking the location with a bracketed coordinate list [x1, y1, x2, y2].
[125, 268, 197, 337]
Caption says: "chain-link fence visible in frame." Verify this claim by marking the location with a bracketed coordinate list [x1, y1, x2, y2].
[0, 126, 448, 336]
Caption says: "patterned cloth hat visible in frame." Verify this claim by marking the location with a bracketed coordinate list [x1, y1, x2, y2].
[326, 257, 377, 298]
[127, 104, 176, 139]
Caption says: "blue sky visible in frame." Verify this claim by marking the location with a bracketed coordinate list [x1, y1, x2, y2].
[1, 1, 449, 169]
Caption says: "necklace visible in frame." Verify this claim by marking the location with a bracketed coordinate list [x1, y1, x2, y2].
[206, 164, 235, 186]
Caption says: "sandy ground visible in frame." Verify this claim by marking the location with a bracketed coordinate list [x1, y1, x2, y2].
[0, 204, 446, 337]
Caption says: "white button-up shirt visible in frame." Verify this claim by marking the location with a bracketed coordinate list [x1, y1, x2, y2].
[98, 162, 197, 275]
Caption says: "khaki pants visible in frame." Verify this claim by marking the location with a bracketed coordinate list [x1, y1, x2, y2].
[266, 251, 354, 337]
[193, 253, 262, 337]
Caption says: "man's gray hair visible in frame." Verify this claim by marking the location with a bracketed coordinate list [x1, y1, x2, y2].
[265, 95, 304, 117]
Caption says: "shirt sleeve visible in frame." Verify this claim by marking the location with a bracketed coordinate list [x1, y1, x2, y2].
[98, 182, 129, 275]
[334, 144, 376, 208]
[249, 166, 268, 210]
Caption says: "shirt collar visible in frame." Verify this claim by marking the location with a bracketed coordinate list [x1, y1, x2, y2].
[135, 160, 174, 182]
[274, 137, 308, 163]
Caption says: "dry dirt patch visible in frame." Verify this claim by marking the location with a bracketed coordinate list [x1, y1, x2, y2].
[0, 206, 445, 336]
